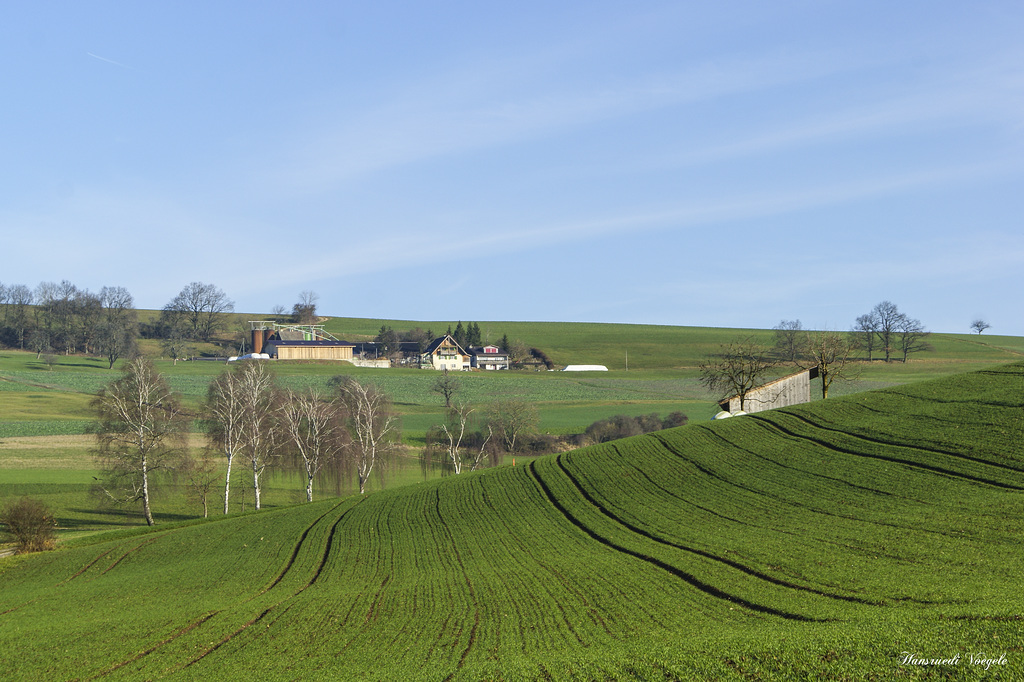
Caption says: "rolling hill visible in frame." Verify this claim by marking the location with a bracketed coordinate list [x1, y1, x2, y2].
[1, 362, 1023, 679]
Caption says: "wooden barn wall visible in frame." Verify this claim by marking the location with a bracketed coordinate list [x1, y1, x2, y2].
[728, 371, 811, 414]
[276, 346, 354, 360]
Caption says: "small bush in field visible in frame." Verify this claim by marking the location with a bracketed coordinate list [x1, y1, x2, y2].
[1, 497, 58, 553]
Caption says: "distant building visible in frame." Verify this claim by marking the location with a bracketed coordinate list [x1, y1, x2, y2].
[264, 339, 356, 361]
[469, 345, 509, 370]
[250, 321, 356, 361]
[718, 367, 820, 414]
[421, 335, 471, 371]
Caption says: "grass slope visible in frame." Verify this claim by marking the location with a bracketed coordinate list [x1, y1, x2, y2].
[1, 364, 1023, 679]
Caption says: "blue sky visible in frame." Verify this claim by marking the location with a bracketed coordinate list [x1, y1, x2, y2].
[3, 2, 1023, 335]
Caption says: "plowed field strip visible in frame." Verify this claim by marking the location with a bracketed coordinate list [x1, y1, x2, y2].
[527, 461, 824, 622]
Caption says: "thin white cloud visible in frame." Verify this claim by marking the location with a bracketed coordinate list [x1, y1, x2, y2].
[86, 51, 138, 71]
[264, 48, 872, 195]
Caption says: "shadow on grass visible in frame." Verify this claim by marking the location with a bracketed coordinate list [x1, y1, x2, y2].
[65, 507, 200, 527]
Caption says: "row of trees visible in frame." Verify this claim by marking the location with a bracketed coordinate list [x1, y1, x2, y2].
[773, 302, 930, 366]
[91, 356, 557, 524]
[850, 301, 929, 363]
[1, 279, 247, 365]
[92, 358, 401, 525]
[0, 280, 138, 367]
[702, 301, 930, 411]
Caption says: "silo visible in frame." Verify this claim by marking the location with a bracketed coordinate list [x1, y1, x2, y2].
[252, 329, 264, 354]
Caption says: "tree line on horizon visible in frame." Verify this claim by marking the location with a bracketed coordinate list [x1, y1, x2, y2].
[701, 301, 934, 411]
[0, 279, 326, 365]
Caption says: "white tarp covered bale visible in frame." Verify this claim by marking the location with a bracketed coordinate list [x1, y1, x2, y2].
[562, 365, 608, 372]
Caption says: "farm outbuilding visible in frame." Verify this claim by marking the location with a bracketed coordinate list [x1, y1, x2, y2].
[264, 339, 356, 361]
[250, 321, 355, 361]
[718, 367, 820, 415]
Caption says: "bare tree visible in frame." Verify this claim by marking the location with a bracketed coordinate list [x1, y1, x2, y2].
[853, 313, 878, 361]
[92, 358, 187, 526]
[6, 284, 33, 348]
[292, 290, 319, 325]
[179, 451, 220, 518]
[163, 282, 235, 341]
[896, 316, 930, 363]
[26, 329, 51, 359]
[279, 388, 346, 502]
[331, 377, 399, 494]
[699, 338, 778, 412]
[486, 398, 539, 454]
[429, 402, 492, 475]
[869, 301, 903, 363]
[161, 320, 193, 365]
[971, 319, 991, 335]
[431, 368, 461, 408]
[772, 319, 804, 363]
[804, 331, 858, 399]
[205, 365, 248, 514]
[97, 286, 138, 368]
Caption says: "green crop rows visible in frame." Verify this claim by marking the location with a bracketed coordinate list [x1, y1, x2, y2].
[2, 363, 1024, 679]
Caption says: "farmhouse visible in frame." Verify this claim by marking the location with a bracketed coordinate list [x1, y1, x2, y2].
[469, 345, 510, 370]
[421, 334, 471, 371]
[718, 367, 820, 414]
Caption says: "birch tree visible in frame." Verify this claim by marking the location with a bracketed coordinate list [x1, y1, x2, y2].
[486, 398, 538, 454]
[280, 388, 346, 502]
[331, 377, 399, 494]
[92, 358, 187, 526]
[237, 360, 279, 510]
[206, 365, 247, 514]
[429, 402, 492, 475]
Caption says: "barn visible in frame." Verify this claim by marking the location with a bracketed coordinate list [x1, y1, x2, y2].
[250, 321, 355, 361]
[718, 367, 820, 414]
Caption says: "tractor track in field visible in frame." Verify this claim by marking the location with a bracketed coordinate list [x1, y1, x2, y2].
[101, 536, 162, 575]
[554, 455, 881, 607]
[526, 460, 826, 622]
[436, 487, 481, 679]
[651, 432, 1000, 541]
[90, 611, 220, 679]
[181, 499, 364, 670]
[94, 500, 360, 677]
[749, 414, 1024, 490]
[759, 411, 1024, 477]
[262, 499, 350, 593]
[700, 428, 906, 501]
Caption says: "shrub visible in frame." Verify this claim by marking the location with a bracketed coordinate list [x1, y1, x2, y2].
[1, 497, 58, 553]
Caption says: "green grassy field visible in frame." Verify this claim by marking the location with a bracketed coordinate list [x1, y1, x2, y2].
[0, 360, 1021, 679]
[2, 321, 1023, 538]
